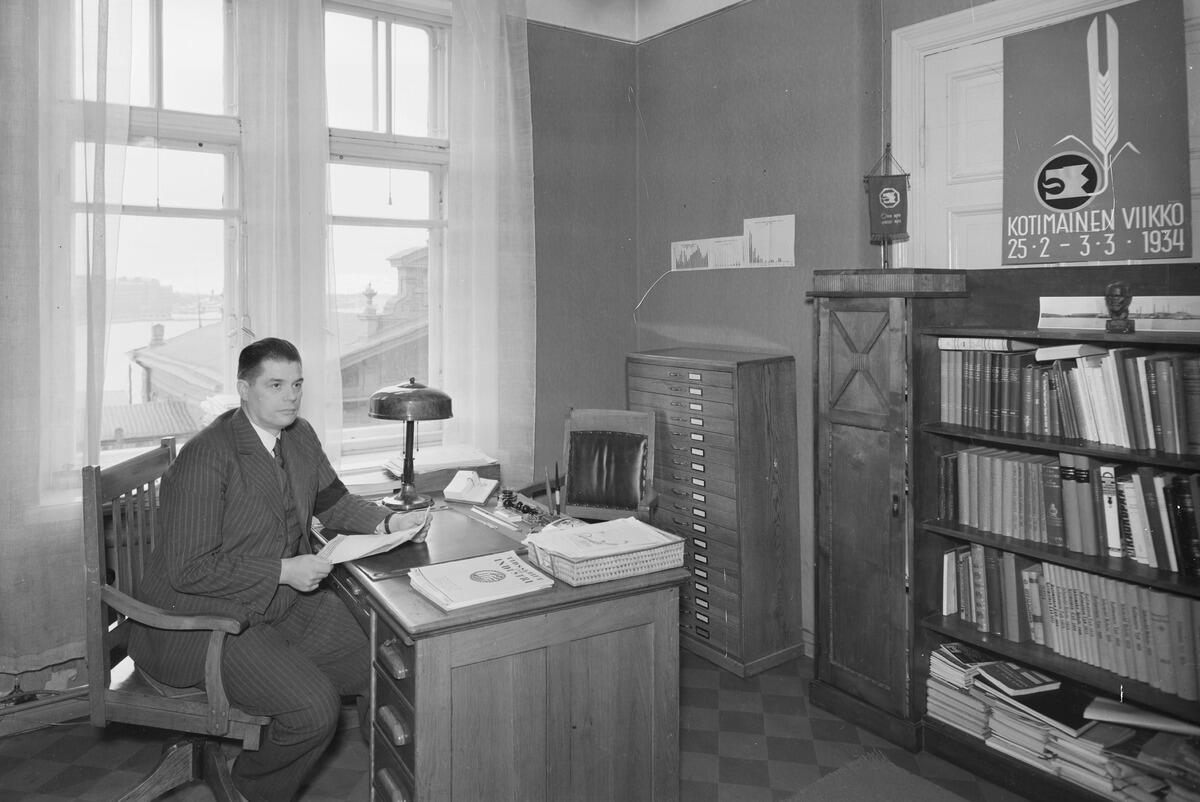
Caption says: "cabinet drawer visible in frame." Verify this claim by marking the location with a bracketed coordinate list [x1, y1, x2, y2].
[626, 360, 733, 389]
[374, 620, 416, 705]
[629, 397, 736, 436]
[681, 575, 739, 614]
[655, 466, 736, 499]
[686, 561, 739, 594]
[659, 437, 737, 468]
[652, 492, 734, 528]
[627, 375, 735, 405]
[680, 605, 739, 653]
[655, 508, 739, 546]
[374, 670, 416, 772]
[661, 425, 736, 453]
[373, 731, 416, 802]
[656, 450, 736, 485]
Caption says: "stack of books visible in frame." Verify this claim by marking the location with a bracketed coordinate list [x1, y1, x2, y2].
[408, 550, 553, 611]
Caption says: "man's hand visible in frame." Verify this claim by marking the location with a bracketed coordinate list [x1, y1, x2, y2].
[380, 509, 433, 544]
[280, 554, 333, 592]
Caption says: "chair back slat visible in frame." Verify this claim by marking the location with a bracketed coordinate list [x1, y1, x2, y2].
[82, 437, 176, 727]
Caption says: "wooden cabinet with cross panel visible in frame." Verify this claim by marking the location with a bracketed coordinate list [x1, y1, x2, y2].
[807, 270, 967, 750]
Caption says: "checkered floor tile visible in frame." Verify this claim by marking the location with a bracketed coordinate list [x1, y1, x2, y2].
[0, 649, 1034, 801]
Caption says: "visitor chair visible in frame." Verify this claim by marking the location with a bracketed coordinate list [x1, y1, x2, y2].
[560, 408, 657, 522]
[82, 437, 269, 802]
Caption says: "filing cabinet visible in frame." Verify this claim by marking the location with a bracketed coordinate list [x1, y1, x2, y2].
[627, 347, 801, 676]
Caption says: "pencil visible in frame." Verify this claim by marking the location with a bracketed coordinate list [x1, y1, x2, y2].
[554, 462, 561, 514]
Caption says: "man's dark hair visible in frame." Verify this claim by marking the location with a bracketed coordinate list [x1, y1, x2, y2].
[237, 337, 302, 382]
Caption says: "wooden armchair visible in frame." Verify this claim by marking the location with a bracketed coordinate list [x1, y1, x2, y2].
[82, 437, 269, 802]
[560, 408, 658, 522]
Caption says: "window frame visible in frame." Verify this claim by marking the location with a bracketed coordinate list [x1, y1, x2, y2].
[325, 0, 451, 456]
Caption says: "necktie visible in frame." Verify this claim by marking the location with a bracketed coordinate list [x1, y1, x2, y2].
[273, 437, 305, 555]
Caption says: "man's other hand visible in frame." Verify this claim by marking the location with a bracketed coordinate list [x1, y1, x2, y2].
[280, 554, 333, 592]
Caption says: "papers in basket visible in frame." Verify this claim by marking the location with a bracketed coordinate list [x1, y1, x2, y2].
[524, 517, 676, 560]
[408, 550, 553, 610]
[316, 508, 432, 564]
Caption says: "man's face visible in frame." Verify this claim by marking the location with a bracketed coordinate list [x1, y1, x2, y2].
[238, 358, 303, 434]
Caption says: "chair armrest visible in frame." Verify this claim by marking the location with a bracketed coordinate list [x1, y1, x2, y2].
[101, 586, 247, 635]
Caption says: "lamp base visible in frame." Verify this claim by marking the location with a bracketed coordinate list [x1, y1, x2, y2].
[382, 482, 434, 512]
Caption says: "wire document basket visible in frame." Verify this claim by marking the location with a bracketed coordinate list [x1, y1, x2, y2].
[525, 533, 684, 586]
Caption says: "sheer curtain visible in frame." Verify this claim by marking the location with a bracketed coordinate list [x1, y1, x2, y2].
[238, 0, 343, 457]
[0, 0, 130, 684]
[443, 0, 538, 487]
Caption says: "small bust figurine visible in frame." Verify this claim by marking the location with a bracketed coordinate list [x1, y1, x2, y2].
[1105, 280, 1134, 332]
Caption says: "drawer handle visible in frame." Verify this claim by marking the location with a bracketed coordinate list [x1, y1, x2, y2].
[694, 567, 708, 579]
[375, 768, 410, 802]
[377, 704, 412, 746]
[695, 581, 708, 594]
[378, 639, 410, 680]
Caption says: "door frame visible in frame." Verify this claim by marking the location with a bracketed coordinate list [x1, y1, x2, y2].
[890, 0, 1137, 270]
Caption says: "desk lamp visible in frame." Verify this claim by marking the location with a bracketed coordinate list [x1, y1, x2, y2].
[369, 377, 452, 511]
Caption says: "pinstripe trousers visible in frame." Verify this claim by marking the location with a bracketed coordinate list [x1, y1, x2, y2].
[223, 587, 368, 802]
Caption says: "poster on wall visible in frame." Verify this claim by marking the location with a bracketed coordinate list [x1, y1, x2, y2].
[1001, 0, 1190, 265]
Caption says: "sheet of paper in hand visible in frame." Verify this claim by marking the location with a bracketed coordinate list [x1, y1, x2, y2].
[316, 508, 432, 563]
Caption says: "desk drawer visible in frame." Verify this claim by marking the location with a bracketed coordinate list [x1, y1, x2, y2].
[686, 561, 739, 595]
[627, 375, 735, 405]
[373, 733, 416, 802]
[681, 576, 738, 616]
[328, 570, 372, 633]
[375, 670, 416, 772]
[374, 619, 416, 706]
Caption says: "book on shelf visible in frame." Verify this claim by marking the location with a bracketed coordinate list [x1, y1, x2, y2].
[1021, 562, 1047, 647]
[408, 550, 553, 611]
[941, 547, 958, 616]
[1096, 463, 1123, 559]
[1170, 474, 1200, 578]
[1034, 343, 1108, 361]
[976, 661, 1061, 696]
[1085, 697, 1200, 738]
[938, 336, 1038, 352]
[975, 677, 1099, 738]
[1182, 353, 1200, 455]
[1148, 589, 1177, 696]
[1168, 593, 1199, 702]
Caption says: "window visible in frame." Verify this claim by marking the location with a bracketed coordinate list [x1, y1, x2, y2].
[324, 1, 450, 451]
[75, 0, 239, 457]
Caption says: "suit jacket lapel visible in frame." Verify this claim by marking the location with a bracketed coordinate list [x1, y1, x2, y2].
[232, 409, 287, 526]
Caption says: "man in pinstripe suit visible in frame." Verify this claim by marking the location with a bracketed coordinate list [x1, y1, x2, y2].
[130, 338, 428, 801]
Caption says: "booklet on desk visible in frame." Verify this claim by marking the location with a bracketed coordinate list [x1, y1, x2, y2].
[409, 550, 553, 611]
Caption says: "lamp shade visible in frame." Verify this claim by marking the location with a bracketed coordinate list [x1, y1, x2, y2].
[368, 378, 452, 422]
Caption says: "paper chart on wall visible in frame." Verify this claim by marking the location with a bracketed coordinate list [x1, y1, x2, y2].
[669, 214, 795, 271]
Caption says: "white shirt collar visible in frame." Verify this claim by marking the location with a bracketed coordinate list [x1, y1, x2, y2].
[247, 419, 280, 454]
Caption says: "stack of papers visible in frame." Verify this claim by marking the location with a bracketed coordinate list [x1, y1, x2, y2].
[409, 550, 552, 611]
[524, 517, 677, 561]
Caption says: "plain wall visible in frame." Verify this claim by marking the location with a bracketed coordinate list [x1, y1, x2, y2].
[527, 0, 1001, 653]
[529, 25, 639, 477]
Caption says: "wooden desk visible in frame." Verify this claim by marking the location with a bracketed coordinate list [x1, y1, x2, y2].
[324, 509, 686, 802]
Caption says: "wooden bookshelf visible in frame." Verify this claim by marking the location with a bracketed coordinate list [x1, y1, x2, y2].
[909, 264, 1200, 800]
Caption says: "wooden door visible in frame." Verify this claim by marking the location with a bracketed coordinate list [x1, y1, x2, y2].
[814, 296, 911, 723]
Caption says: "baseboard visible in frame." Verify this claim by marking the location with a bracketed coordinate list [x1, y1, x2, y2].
[807, 680, 921, 751]
[0, 690, 89, 738]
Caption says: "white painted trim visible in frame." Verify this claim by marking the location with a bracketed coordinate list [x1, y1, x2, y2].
[890, 0, 1137, 269]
